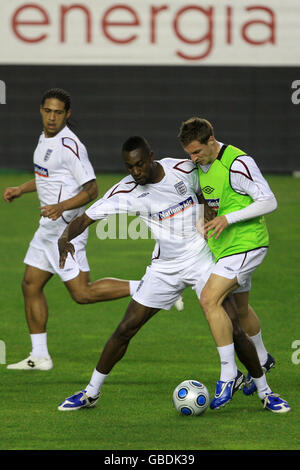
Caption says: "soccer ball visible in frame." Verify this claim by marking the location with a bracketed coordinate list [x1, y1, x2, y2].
[172, 380, 210, 416]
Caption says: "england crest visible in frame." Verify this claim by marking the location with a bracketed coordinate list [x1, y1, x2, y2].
[44, 148, 53, 162]
[174, 181, 187, 195]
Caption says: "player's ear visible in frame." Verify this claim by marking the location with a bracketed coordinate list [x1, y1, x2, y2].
[66, 108, 71, 119]
[207, 136, 214, 146]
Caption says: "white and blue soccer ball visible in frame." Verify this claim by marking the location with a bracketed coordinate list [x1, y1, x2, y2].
[172, 380, 210, 416]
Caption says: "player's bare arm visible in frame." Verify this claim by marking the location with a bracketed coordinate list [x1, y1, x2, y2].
[195, 192, 216, 237]
[197, 193, 216, 223]
[3, 179, 36, 202]
[41, 179, 98, 220]
[58, 213, 94, 268]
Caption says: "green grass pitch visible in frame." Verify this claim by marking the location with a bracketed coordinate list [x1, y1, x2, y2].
[0, 172, 299, 451]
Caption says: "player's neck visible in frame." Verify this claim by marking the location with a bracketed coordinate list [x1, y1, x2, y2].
[211, 140, 221, 162]
[43, 129, 59, 139]
[150, 162, 165, 184]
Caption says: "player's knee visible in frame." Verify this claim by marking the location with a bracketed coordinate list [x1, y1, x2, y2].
[86, 280, 111, 301]
[199, 289, 217, 314]
[237, 305, 250, 320]
[22, 277, 29, 295]
[22, 277, 40, 296]
[231, 319, 244, 339]
[70, 288, 90, 304]
[116, 322, 134, 342]
[115, 318, 141, 343]
[70, 281, 112, 303]
[72, 294, 90, 305]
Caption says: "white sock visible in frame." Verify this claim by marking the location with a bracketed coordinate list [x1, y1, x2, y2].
[217, 343, 237, 382]
[86, 369, 108, 398]
[129, 280, 140, 296]
[253, 375, 272, 399]
[250, 330, 268, 366]
[30, 333, 49, 359]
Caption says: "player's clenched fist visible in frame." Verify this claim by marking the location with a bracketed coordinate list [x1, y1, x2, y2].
[3, 186, 22, 202]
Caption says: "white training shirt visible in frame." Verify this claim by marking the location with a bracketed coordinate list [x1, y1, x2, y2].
[199, 143, 277, 224]
[86, 158, 207, 264]
[33, 125, 96, 238]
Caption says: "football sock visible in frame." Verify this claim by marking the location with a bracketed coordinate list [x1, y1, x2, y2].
[86, 369, 108, 398]
[250, 330, 268, 366]
[253, 375, 272, 399]
[30, 333, 49, 358]
[129, 280, 140, 296]
[217, 343, 238, 382]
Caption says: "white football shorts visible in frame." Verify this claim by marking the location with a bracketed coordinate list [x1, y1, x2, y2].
[132, 244, 215, 310]
[212, 247, 268, 293]
[24, 226, 90, 282]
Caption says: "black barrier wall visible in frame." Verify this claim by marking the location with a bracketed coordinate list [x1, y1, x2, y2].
[0, 65, 299, 173]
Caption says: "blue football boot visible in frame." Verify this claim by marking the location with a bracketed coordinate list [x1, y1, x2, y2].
[210, 370, 245, 410]
[243, 353, 275, 396]
[262, 393, 291, 413]
[58, 390, 99, 411]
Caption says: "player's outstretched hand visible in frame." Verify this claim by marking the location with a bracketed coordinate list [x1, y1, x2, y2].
[58, 237, 75, 269]
[3, 186, 22, 202]
[204, 215, 229, 240]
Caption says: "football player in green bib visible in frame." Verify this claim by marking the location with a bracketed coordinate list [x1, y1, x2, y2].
[178, 117, 290, 413]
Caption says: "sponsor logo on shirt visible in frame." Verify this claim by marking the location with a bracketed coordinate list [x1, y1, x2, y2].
[206, 198, 219, 210]
[34, 163, 49, 178]
[151, 196, 194, 221]
[137, 192, 150, 198]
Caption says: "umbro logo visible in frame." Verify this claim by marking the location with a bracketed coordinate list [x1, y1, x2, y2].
[137, 192, 150, 198]
[202, 185, 214, 194]
[27, 360, 35, 368]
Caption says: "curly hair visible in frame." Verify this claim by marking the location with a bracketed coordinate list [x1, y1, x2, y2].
[122, 136, 151, 155]
[41, 88, 71, 111]
[40, 88, 78, 133]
